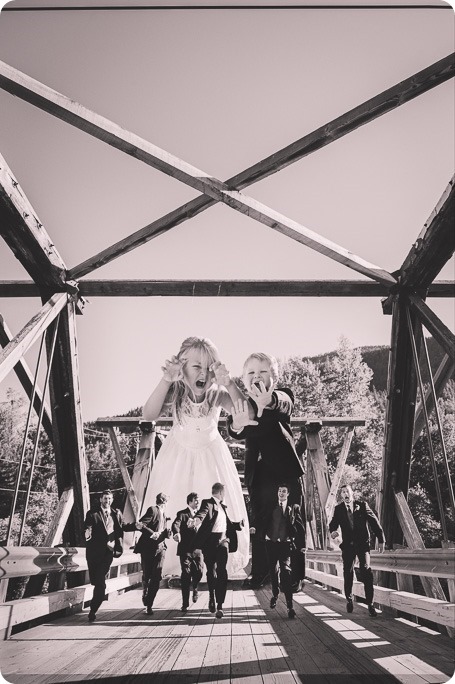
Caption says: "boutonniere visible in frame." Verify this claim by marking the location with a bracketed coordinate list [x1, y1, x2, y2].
[354, 504, 360, 512]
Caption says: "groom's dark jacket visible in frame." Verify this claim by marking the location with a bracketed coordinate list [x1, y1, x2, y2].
[192, 497, 243, 553]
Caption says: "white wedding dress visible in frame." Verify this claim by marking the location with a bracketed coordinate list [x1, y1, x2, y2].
[140, 395, 250, 577]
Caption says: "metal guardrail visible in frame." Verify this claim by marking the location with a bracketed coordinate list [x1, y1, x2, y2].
[306, 547, 454, 579]
[0, 546, 140, 580]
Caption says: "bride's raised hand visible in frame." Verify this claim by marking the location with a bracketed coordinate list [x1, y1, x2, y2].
[210, 361, 231, 387]
[231, 398, 258, 431]
[162, 356, 184, 383]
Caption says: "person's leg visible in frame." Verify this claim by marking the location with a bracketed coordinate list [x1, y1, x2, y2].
[140, 553, 152, 606]
[147, 549, 165, 608]
[357, 550, 374, 605]
[249, 477, 269, 584]
[342, 546, 356, 611]
[89, 554, 112, 616]
[278, 543, 293, 609]
[265, 541, 280, 605]
[214, 541, 229, 608]
[180, 553, 192, 609]
[191, 549, 204, 601]
[203, 543, 217, 612]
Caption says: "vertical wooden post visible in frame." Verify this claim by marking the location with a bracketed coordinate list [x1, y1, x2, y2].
[378, 297, 420, 557]
[306, 422, 331, 551]
[46, 299, 89, 548]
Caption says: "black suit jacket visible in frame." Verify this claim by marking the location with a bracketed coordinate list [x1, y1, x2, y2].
[172, 507, 200, 555]
[228, 388, 304, 489]
[262, 502, 306, 549]
[329, 500, 385, 552]
[193, 497, 243, 553]
[124, 505, 171, 556]
[84, 507, 124, 567]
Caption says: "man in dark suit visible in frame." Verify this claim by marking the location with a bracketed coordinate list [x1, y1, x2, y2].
[84, 489, 124, 622]
[329, 484, 385, 617]
[228, 353, 305, 588]
[263, 483, 306, 619]
[124, 492, 172, 615]
[172, 492, 204, 612]
[191, 482, 244, 619]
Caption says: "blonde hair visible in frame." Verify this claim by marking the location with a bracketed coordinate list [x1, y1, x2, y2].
[168, 336, 221, 424]
[242, 352, 279, 382]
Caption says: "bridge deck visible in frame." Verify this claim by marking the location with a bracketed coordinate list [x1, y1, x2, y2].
[0, 581, 453, 684]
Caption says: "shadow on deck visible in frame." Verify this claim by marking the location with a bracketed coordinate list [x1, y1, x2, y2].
[0, 581, 453, 684]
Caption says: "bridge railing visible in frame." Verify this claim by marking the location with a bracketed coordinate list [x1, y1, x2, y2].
[0, 546, 141, 639]
[306, 548, 455, 630]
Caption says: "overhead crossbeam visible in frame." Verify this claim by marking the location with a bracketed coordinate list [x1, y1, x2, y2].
[399, 175, 455, 290]
[0, 152, 67, 289]
[0, 60, 396, 285]
[1, 279, 453, 298]
[55, 52, 453, 278]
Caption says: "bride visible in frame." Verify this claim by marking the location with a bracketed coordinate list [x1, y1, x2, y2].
[141, 336, 250, 577]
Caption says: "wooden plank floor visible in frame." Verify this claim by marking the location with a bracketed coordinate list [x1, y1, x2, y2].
[0, 581, 453, 684]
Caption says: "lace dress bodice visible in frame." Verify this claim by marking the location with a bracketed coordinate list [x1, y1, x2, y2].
[171, 396, 222, 449]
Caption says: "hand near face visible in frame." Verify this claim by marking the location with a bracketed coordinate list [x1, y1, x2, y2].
[231, 399, 258, 431]
[249, 380, 275, 417]
[162, 356, 184, 383]
[211, 361, 231, 387]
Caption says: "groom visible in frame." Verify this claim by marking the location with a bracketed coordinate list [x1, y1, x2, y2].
[190, 482, 244, 619]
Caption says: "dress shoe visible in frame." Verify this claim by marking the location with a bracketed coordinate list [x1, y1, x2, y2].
[181, 605, 188, 613]
[270, 595, 278, 609]
[145, 606, 153, 615]
[208, 597, 216, 613]
[216, 607, 224, 619]
[288, 608, 296, 619]
[346, 599, 354, 613]
[88, 611, 96, 622]
[368, 604, 378, 617]
[192, 589, 199, 603]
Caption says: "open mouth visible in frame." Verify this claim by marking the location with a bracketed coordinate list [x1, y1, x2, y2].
[195, 380, 206, 389]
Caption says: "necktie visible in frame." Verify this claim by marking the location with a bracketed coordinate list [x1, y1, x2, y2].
[347, 505, 354, 528]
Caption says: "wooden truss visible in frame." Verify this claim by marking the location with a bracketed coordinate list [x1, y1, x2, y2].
[0, 53, 454, 569]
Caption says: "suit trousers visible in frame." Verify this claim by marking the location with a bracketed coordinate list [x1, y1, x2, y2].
[179, 550, 204, 607]
[265, 540, 293, 607]
[202, 534, 229, 607]
[88, 550, 113, 614]
[249, 467, 303, 580]
[342, 545, 374, 604]
[141, 548, 166, 607]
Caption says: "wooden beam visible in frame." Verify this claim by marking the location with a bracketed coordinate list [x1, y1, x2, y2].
[394, 489, 453, 637]
[0, 61, 395, 286]
[0, 152, 67, 289]
[400, 175, 455, 290]
[47, 301, 90, 546]
[413, 354, 455, 444]
[95, 416, 366, 429]
[0, 293, 68, 385]
[57, 53, 454, 278]
[44, 487, 74, 547]
[305, 566, 455, 628]
[1, 279, 453, 298]
[378, 297, 420, 554]
[408, 294, 455, 360]
[0, 313, 53, 443]
[325, 426, 354, 523]
[108, 428, 140, 520]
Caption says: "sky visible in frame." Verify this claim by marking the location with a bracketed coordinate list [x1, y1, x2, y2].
[0, 0, 454, 420]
